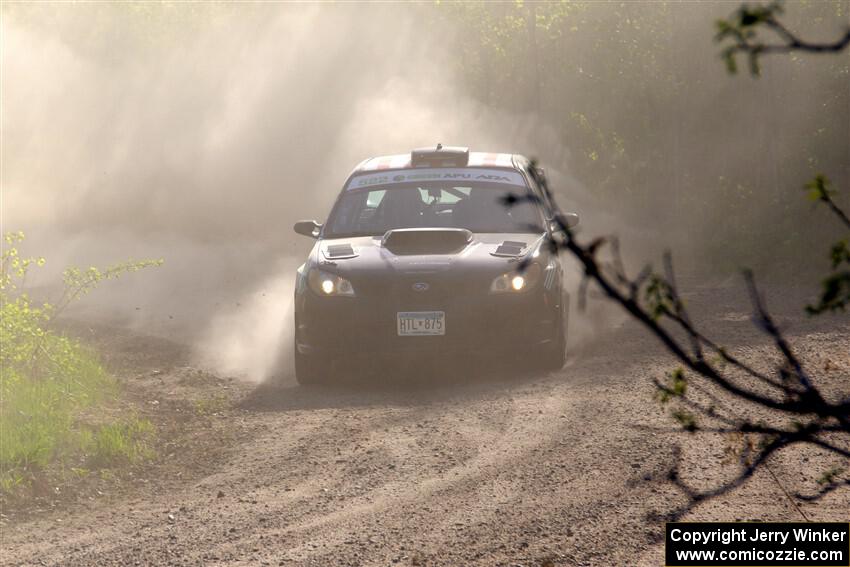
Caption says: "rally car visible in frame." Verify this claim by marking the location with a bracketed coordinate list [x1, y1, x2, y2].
[292, 145, 578, 385]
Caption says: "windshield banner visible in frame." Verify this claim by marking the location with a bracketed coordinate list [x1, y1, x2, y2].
[346, 168, 527, 191]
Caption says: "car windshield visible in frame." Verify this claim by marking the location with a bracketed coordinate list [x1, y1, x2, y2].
[324, 182, 544, 238]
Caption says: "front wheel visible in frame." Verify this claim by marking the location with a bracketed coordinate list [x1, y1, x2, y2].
[294, 349, 332, 386]
[539, 295, 568, 371]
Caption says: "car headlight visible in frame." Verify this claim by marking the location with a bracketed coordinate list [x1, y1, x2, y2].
[308, 269, 355, 297]
[490, 263, 542, 293]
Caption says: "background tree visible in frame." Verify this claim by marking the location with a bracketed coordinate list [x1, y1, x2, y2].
[436, 1, 849, 277]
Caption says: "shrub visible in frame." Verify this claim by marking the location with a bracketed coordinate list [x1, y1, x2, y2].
[0, 231, 162, 491]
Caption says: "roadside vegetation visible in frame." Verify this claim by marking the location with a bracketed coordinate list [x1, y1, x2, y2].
[437, 1, 847, 277]
[0, 231, 162, 493]
[500, 1, 849, 517]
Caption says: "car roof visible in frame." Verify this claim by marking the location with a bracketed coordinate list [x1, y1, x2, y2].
[352, 151, 528, 174]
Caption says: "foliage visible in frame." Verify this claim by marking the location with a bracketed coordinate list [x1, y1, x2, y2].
[89, 418, 155, 468]
[806, 239, 850, 314]
[58, 258, 164, 314]
[1, 339, 113, 481]
[487, 2, 849, 515]
[437, 1, 849, 275]
[516, 162, 850, 518]
[0, 232, 162, 492]
[660, 1, 850, 515]
[715, 1, 850, 76]
[802, 175, 850, 314]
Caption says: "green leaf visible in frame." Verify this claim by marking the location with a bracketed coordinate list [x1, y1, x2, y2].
[804, 174, 833, 202]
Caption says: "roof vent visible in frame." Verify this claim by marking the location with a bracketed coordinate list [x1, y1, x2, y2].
[411, 144, 469, 168]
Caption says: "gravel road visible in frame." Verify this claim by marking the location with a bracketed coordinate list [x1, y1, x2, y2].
[2, 284, 848, 567]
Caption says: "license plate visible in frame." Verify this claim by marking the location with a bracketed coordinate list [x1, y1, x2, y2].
[397, 311, 445, 336]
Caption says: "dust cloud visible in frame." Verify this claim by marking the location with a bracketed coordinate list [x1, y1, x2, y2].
[194, 268, 295, 382]
[1, 4, 574, 381]
[3, 3, 846, 380]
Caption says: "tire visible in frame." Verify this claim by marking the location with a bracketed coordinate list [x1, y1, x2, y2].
[294, 349, 332, 386]
[540, 294, 568, 371]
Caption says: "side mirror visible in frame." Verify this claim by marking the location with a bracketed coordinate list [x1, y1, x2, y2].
[294, 220, 322, 238]
[551, 212, 580, 232]
[534, 167, 547, 182]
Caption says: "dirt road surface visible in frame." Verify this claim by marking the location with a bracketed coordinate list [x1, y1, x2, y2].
[2, 284, 848, 566]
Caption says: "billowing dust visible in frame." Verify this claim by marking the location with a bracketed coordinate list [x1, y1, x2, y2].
[2, 3, 847, 381]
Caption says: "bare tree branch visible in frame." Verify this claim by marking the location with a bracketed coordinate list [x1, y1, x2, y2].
[507, 165, 850, 517]
[716, 2, 850, 75]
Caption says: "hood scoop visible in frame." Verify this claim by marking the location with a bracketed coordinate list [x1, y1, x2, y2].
[323, 243, 357, 260]
[491, 240, 528, 258]
[382, 228, 472, 256]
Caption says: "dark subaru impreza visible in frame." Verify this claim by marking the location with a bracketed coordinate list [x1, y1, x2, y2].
[292, 145, 578, 385]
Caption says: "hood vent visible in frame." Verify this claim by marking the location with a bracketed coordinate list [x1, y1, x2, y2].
[491, 240, 528, 257]
[323, 244, 357, 259]
[382, 228, 472, 256]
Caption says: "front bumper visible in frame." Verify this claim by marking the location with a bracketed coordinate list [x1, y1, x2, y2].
[295, 281, 559, 358]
